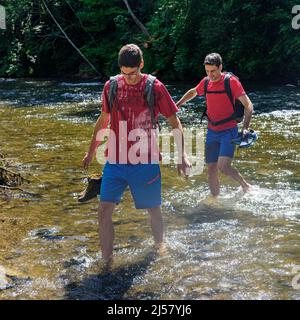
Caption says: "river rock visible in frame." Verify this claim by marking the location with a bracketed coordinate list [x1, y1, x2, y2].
[0, 265, 28, 290]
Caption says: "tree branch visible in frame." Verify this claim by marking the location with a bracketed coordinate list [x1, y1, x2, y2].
[41, 0, 102, 76]
[122, 0, 152, 41]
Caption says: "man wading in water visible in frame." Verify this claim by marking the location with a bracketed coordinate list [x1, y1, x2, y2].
[83, 44, 191, 264]
[176, 53, 253, 198]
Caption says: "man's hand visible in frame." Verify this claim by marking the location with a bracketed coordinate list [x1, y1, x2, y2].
[238, 94, 253, 136]
[82, 152, 94, 170]
[242, 128, 249, 138]
[176, 88, 197, 108]
[82, 111, 110, 170]
[167, 114, 192, 178]
[177, 154, 192, 177]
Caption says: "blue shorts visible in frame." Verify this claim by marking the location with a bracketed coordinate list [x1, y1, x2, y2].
[100, 162, 161, 209]
[205, 127, 238, 163]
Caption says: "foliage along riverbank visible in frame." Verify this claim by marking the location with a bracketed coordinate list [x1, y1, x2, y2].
[0, 0, 299, 83]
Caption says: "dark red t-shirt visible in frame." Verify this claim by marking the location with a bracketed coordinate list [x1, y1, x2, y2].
[196, 73, 246, 131]
[101, 74, 179, 164]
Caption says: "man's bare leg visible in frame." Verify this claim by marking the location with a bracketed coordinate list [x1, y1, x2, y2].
[218, 156, 251, 192]
[147, 206, 164, 251]
[207, 162, 220, 197]
[98, 201, 116, 262]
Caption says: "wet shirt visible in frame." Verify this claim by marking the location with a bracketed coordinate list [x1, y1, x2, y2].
[102, 74, 178, 164]
[196, 73, 246, 131]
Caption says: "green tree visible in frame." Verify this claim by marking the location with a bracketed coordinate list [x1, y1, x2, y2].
[0, 0, 298, 82]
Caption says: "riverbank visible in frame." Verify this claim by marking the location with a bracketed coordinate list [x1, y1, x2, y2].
[1, 76, 300, 89]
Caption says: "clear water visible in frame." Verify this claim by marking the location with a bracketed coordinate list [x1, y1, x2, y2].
[0, 79, 299, 300]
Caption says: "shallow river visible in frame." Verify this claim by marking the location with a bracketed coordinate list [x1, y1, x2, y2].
[0, 79, 299, 300]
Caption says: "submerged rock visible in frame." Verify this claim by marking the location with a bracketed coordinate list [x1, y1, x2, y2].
[0, 265, 29, 291]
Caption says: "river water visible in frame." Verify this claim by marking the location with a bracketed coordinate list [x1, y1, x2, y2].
[0, 78, 299, 300]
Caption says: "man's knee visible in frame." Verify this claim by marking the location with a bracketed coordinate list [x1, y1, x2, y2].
[208, 163, 218, 175]
[218, 163, 231, 175]
[147, 206, 162, 217]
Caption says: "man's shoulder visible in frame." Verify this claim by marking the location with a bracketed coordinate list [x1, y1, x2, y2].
[104, 75, 120, 87]
[198, 76, 210, 85]
[226, 73, 242, 85]
[103, 79, 110, 93]
[152, 76, 166, 93]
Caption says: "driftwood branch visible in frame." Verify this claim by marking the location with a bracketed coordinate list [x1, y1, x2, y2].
[0, 185, 38, 196]
[0, 154, 35, 198]
[0, 166, 30, 185]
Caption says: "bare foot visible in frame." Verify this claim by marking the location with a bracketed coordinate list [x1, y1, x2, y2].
[101, 255, 113, 273]
[202, 194, 220, 206]
[154, 242, 167, 256]
[242, 183, 252, 193]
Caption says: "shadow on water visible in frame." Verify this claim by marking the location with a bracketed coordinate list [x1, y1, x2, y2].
[183, 205, 239, 225]
[168, 196, 250, 225]
[64, 108, 100, 119]
[64, 251, 157, 300]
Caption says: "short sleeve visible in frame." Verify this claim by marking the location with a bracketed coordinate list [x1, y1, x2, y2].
[230, 77, 246, 99]
[195, 78, 206, 96]
[101, 81, 110, 113]
[155, 80, 179, 118]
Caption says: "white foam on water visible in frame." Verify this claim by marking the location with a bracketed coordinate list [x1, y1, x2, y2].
[260, 109, 300, 118]
[34, 143, 60, 150]
[59, 82, 102, 87]
[192, 185, 300, 221]
[61, 92, 93, 99]
[0, 78, 16, 82]
[234, 185, 300, 220]
[166, 183, 300, 221]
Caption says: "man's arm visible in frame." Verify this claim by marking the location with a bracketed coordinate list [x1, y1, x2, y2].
[238, 94, 253, 133]
[82, 111, 110, 169]
[176, 87, 198, 107]
[167, 113, 191, 176]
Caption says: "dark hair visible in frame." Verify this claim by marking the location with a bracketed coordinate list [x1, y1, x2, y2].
[118, 44, 143, 68]
[203, 53, 222, 67]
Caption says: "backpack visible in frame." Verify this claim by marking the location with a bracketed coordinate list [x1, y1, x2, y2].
[200, 72, 244, 126]
[108, 74, 158, 129]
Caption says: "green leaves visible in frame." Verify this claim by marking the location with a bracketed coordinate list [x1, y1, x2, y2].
[0, 0, 298, 81]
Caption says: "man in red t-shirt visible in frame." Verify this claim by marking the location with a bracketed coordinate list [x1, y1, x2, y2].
[176, 53, 253, 198]
[82, 44, 191, 264]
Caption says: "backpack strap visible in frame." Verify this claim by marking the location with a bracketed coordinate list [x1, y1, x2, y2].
[108, 74, 158, 129]
[203, 73, 238, 126]
[224, 73, 235, 109]
[200, 77, 209, 124]
[108, 75, 119, 114]
[144, 74, 158, 129]
[224, 72, 244, 123]
[208, 73, 237, 125]
[204, 77, 209, 95]
[205, 76, 227, 94]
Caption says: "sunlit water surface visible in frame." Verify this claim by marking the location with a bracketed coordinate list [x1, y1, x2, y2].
[0, 79, 299, 300]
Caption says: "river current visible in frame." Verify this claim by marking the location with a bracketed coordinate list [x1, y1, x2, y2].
[0, 79, 299, 299]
